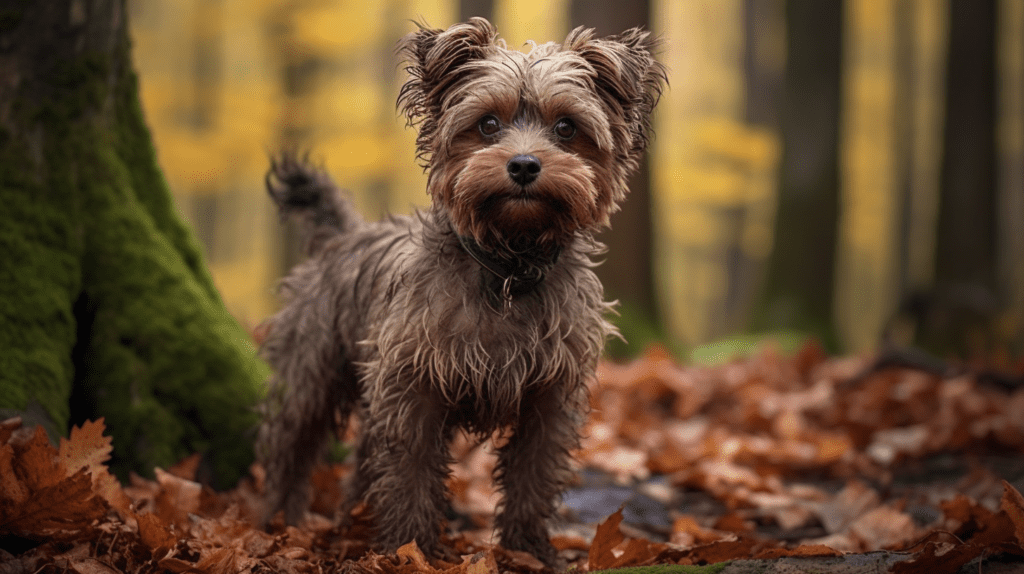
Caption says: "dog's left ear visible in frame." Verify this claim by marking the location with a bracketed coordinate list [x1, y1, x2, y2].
[398, 18, 499, 166]
[565, 27, 668, 162]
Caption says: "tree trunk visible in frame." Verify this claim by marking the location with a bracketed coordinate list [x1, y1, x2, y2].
[571, 0, 661, 356]
[0, 0, 267, 487]
[918, 0, 1000, 358]
[750, 0, 842, 349]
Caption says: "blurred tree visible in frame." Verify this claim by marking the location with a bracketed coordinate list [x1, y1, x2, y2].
[920, 0, 1000, 358]
[936, 0, 997, 293]
[750, 0, 842, 350]
[0, 0, 267, 487]
[460, 0, 493, 20]
[570, 0, 662, 356]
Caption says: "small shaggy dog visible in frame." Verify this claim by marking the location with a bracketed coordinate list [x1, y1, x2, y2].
[257, 17, 665, 565]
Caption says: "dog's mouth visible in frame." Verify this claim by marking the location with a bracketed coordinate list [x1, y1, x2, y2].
[510, 187, 539, 201]
[481, 187, 562, 211]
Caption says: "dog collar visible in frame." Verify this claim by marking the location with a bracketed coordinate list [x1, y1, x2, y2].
[457, 235, 561, 304]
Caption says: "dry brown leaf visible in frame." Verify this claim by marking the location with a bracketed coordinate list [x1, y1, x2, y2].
[670, 515, 730, 547]
[167, 452, 203, 481]
[1, 468, 107, 537]
[0, 424, 109, 538]
[607, 537, 661, 569]
[753, 543, 841, 559]
[154, 467, 202, 527]
[0, 416, 21, 446]
[891, 539, 976, 574]
[61, 556, 121, 574]
[0, 443, 29, 506]
[16, 425, 64, 490]
[686, 538, 759, 563]
[1000, 480, 1024, 546]
[848, 505, 917, 550]
[587, 507, 627, 570]
[58, 419, 112, 476]
[461, 551, 499, 574]
[817, 480, 880, 534]
[396, 540, 435, 573]
[494, 548, 546, 572]
[137, 511, 175, 553]
[57, 420, 132, 517]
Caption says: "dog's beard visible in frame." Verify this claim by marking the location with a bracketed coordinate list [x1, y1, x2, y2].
[444, 144, 600, 250]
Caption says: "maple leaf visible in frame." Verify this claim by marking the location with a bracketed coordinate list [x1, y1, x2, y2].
[588, 508, 627, 570]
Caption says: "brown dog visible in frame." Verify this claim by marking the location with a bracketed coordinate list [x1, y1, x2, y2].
[257, 17, 665, 566]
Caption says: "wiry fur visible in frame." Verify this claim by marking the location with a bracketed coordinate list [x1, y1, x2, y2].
[257, 17, 666, 566]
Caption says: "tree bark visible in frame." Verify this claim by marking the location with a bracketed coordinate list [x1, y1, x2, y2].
[570, 0, 661, 356]
[750, 0, 842, 350]
[0, 0, 267, 487]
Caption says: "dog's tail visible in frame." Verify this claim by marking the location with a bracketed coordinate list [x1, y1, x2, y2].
[266, 151, 363, 254]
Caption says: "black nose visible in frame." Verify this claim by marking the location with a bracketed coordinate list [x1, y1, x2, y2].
[506, 155, 541, 186]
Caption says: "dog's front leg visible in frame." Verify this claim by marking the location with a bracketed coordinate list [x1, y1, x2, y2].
[361, 383, 453, 557]
[494, 384, 584, 566]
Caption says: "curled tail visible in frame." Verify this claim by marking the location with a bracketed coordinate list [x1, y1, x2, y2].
[266, 151, 363, 254]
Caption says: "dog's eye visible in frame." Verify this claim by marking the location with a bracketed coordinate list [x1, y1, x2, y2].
[553, 118, 576, 140]
[478, 115, 501, 136]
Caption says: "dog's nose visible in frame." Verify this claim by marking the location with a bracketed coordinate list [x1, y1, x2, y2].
[506, 155, 541, 186]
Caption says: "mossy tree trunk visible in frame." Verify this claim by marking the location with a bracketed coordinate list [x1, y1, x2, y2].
[0, 0, 267, 487]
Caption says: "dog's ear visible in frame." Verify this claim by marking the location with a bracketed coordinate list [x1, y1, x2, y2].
[398, 17, 499, 165]
[564, 27, 668, 162]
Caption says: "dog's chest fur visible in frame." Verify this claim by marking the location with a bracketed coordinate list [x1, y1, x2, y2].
[315, 210, 613, 432]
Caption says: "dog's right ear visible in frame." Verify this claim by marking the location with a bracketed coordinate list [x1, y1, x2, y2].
[397, 17, 498, 166]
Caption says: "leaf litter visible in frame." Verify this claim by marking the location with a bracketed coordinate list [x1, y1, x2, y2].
[2, 342, 1024, 573]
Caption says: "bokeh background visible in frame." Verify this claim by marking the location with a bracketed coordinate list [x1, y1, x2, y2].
[127, 0, 1023, 361]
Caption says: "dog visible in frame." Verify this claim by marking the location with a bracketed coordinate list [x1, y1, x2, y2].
[256, 17, 665, 566]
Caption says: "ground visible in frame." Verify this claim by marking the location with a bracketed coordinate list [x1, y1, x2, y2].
[2, 343, 1023, 573]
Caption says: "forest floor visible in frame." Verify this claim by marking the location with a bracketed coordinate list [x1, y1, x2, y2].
[3, 343, 1024, 573]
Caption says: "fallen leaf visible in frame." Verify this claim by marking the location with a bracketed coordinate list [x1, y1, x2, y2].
[58, 419, 112, 476]
[168, 452, 202, 481]
[587, 508, 626, 570]
[1000, 480, 1024, 546]
[848, 505, 918, 550]
[754, 543, 841, 559]
[462, 551, 499, 574]
[0, 468, 106, 537]
[396, 540, 434, 573]
[137, 511, 175, 553]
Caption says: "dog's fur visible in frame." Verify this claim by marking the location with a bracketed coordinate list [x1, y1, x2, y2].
[256, 17, 665, 565]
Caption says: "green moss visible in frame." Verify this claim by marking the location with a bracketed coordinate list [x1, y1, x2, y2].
[0, 20, 268, 488]
[0, 117, 82, 434]
[688, 332, 808, 365]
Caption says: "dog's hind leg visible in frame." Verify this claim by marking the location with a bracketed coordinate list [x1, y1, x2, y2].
[257, 269, 356, 525]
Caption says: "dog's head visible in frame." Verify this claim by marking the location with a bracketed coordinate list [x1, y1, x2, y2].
[398, 18, 666, 251]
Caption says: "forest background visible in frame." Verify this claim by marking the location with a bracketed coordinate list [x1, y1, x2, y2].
[131, 0, 1024, 361]
[3, 2, 1024, 571]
